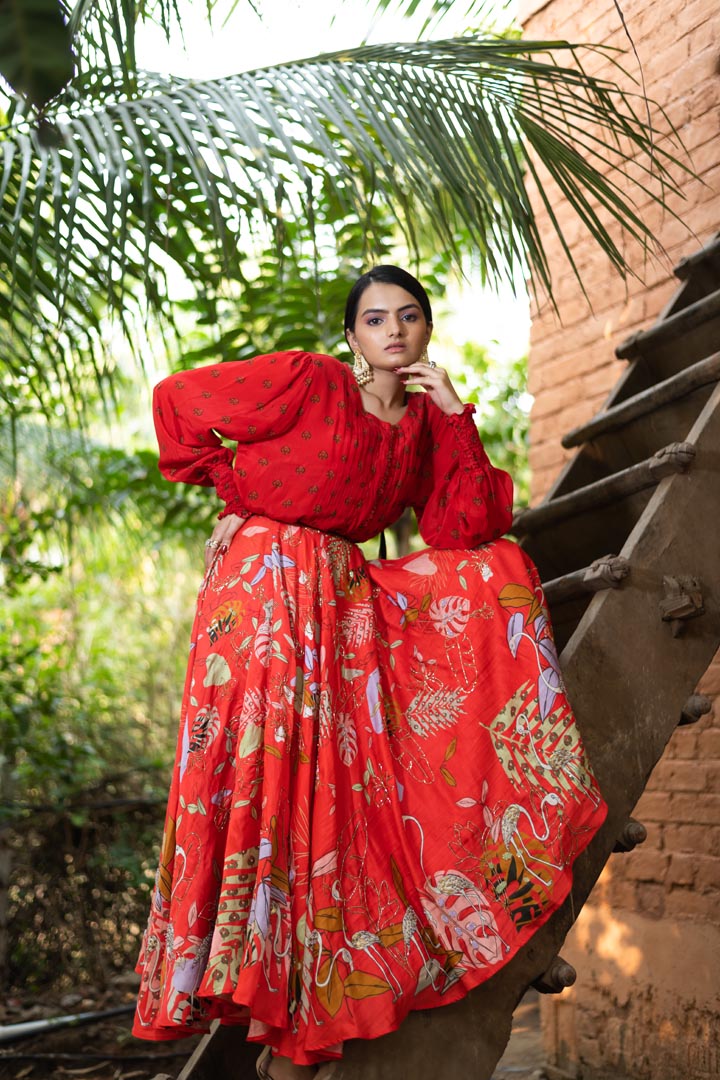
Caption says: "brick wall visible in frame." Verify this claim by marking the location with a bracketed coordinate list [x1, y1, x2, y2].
[519, 0, 720, 1076]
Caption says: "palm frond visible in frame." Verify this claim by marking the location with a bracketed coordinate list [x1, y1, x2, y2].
[1, 36, 691, 413]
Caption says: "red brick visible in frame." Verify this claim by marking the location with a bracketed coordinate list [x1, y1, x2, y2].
[665, 886, 717, 919]
[636, 881, 666, 917]
[603, 877, 639, 911]
[698, 728, 720, 759]
[664, 730, 699, 761]
[683, 0, 720, 29]
[530, 378, 588, 420]
[694, 854, 720, 892]
[633, 790, 669, 822]
[669, 793, 720, 823]
[663, 823, 720, 858]
[666, 852, 697, 886]
[625, 849, 670, 883]
[651, 759, 710, 793]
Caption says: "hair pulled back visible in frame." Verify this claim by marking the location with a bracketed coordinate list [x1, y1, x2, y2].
[344, 265, 433, 333]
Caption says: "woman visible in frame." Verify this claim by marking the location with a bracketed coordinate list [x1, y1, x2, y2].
[133, 266, 606, 1079]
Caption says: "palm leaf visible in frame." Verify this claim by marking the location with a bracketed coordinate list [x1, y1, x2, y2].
[1, 36, 690, 413]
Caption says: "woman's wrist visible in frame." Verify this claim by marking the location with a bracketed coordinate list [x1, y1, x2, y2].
[218, 502, 251, 520]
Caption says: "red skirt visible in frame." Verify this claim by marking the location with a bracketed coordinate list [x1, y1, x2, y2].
[133, 518, 606, 1063]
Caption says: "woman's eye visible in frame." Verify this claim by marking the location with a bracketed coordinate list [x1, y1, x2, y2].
[402, 313, 418, 322]
[366, 317, 382, 326]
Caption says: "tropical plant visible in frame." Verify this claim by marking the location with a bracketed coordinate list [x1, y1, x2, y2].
[0, 0, 689, 420]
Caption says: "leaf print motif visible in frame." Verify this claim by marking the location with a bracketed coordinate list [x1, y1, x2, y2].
[498, 583, 534, 607]
[406, 686, 469, 737]
[204, 653, 231, 687]
[538, 667, 562, 720]
[498, 582, 543, 623]
[343, 971, 392, 999]
[254, 601, 275, 666]
[238, 721, 263, 758]
[377, 922, 404, 947]
[239, 687, 269, 727]
[429, 596, 470, 638]
[340, 607, 374, 648]
[539, 638, 563, 681]
[440, 765, 457, 786]
[316, 956, 345, 1018]
[314, 907, 343, 932]
[402, 553, 437, 576]
[188, 706, 221, 754]
[506, 611, 524, 658]
[337, 712, 358, 766]
[311, 850, 338, 879]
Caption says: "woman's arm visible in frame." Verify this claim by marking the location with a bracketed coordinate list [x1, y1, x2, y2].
[152, 351, 317, 518]
[411, 394, 514, 549]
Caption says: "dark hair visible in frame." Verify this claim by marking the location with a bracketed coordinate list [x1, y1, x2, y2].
[344, 265, 433, 332]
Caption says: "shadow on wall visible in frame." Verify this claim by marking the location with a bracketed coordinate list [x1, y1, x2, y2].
[541, 859, 720, 1080]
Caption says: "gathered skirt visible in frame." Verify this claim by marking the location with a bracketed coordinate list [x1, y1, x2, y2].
[132, 518, 606, 1063]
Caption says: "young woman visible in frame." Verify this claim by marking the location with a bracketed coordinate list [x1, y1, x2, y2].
[132, 266, 606, 1079]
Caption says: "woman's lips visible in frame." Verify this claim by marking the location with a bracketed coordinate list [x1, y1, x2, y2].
[385, 344, 406, 352]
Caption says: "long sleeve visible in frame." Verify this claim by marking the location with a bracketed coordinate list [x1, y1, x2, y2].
[152, 351, 318, 517]
[413, 401, 514, 548]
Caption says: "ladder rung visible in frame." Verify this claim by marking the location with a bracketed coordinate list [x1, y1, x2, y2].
[562, 351, 720, 449]
[543, 555, 630, 605]
[513, 442, 695, 536]
[674, 231, 720, 280]
[615, 288, 720, 360]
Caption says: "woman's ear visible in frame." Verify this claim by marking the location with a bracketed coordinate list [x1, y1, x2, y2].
[346, 330, 358, 353]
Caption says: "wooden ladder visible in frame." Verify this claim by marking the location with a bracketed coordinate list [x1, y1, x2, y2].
[174, 234, 720, 1080]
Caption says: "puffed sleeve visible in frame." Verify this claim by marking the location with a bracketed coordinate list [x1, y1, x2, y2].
[152, 351, 316, 518]
[413, 401, 514, 548]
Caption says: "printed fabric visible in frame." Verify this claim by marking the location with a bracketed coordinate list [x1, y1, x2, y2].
[133, 517, 606, 1063]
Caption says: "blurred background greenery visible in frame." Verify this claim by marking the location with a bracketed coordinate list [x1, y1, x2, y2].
[0, 0, 678, 993]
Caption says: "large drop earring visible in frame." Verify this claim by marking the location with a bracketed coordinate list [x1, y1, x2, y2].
[420, 345, 429, 364]
[353, 348, 374, 387]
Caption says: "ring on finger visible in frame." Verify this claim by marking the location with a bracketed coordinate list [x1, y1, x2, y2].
[427, 359, 437, 369]
[205, 539, 222, 549]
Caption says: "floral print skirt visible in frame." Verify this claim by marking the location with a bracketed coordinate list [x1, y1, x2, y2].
[133, 518, 606, 1063]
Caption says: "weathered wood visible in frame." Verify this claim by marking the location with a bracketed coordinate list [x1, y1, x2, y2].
[562, 351, 720, 449]
[543, 555, 629, 606]
[613, 818, 648, 852]
[176, 257, 720, 1080]
[679, 692, 712, 726]
[512, 443, 694, 536]
[532, 956, 577, 995]
[615, 287, 720, 360]
[674, 230, 720, 280]
[179, 387, 720, 1080]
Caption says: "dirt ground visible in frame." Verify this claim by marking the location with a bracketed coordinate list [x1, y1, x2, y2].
[0, 988, 546, 1079]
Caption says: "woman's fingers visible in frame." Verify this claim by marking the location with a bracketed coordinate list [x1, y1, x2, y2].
[204, 514, 247, 569]
[396, 364, 464, 416]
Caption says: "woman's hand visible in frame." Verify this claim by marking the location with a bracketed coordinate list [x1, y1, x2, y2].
[395, 361, 465, 416]
[204, 513, 247, 570]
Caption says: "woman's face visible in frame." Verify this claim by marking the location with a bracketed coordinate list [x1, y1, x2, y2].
[346, 282, 432, 374]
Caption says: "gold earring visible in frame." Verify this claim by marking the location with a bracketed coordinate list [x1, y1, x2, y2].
[420, 346, 429, 364]
[353, 349, 374, 387]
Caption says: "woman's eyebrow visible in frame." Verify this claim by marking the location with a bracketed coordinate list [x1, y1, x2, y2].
[360, 303, 421, 316]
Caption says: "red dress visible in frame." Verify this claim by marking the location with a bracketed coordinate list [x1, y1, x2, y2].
[133, 351, 606, 1063]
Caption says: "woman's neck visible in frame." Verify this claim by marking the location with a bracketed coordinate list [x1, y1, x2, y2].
[360, 369, 407, 413]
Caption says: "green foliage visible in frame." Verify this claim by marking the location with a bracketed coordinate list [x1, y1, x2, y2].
[455, 344, 531, 507]
[0, 0, 691, 415]
[0, 480, 204, 988]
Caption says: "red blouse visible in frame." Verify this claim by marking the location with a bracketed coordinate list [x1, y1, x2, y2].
[152, 351, 513, 548]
